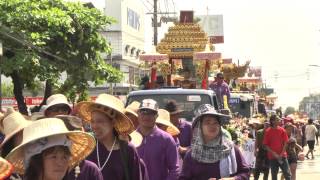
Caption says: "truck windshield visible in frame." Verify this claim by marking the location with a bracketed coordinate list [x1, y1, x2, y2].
[126, 94, 212, 122]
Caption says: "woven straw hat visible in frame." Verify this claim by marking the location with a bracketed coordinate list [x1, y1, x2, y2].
[44, 94, 71, 116]
[129, 131, 143, 147]
[156, 109, 180, 136]
[76, 94, 134, 135]
[125, 101, 140, 117]
[0, 108, 32, 148]
[5, 118, 96, 174]
[0, 157, 13, 179]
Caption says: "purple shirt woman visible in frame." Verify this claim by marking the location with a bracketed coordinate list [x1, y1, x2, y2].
[77, 94, 142, 180]
[179, 104, 250, 180]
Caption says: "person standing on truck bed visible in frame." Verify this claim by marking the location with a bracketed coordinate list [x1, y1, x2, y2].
[209, 72, 231, 109]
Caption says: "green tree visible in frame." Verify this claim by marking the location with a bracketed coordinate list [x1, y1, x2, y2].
[1, 82, 14, 97]
[0, 0, 122, 114]
[284, 106, 295, 116]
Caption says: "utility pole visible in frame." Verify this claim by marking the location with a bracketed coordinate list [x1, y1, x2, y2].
[147, 0, 176, 45]
[153, 0, 158, 45]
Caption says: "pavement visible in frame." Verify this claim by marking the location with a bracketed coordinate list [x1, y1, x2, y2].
[251, 144, 320, 179]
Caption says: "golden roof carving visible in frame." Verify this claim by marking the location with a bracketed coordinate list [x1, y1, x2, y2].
[156, 23, 208, 58]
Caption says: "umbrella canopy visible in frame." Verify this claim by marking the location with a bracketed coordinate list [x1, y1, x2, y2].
[194, 52, 221, 60]
[139, 53, 168, 62]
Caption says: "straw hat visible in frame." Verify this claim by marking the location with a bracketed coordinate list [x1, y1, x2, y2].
[0, 108, 32, 148]
[76, 94, 134, 135]
[0, 157, 13, 179]
[156, 109, 180, 136]
[248, 118, 262, 125]
[125, 101, 141, 117]
[129, 131, 143, 147]
[30, 112, 45, 121]
[5, 118, 96, 174]
[44, 94, 71, 116]
[54, 115, 83, 131]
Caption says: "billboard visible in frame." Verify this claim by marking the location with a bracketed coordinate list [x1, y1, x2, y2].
[197, 15, 224, 44]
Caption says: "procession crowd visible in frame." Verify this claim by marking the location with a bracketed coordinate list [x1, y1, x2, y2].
[0, 92, 250, 180]
[0, 73, 319, 180]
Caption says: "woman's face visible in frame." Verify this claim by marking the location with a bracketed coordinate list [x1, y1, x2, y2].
[201, 115, 221, 141]
[42, 147, 70, 180]
[91, 111, 114, 140]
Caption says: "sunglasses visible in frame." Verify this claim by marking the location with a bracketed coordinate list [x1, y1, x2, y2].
[139, 109, 157, 116]
[47, 104, 70, 113]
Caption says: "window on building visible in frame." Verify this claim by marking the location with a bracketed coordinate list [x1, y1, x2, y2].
[131, 47, 136, 56]
[127, 8, 140, 30]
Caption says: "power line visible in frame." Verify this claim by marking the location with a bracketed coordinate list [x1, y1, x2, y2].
[140, 0, 152, 12]
[146, 0, 153, 8]
[171, 0, 176, 15]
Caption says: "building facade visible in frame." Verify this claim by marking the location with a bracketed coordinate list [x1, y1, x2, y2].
[102, 0, 146, 95]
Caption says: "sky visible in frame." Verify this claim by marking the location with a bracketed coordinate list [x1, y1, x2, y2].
[83, 0, 320, 109]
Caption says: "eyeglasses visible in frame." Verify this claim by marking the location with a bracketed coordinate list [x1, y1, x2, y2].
[47, 104, 70, 113]
[139, 109, 157, 116]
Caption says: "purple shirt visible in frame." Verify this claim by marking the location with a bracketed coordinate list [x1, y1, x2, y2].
[87, 141, 141, 180]
[209, 81, 230, 109]
[137, 126, 180, 180]
[179, 147, 250, 180]
[177, 120, 192, 148]
[67, 160, 103, 180]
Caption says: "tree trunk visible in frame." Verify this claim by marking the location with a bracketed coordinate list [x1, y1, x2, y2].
[11, 71, 28, 115]
[30, 80, 52, 113]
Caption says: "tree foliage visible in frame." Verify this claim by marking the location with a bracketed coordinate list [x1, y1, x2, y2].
[0, 0, 123, 113]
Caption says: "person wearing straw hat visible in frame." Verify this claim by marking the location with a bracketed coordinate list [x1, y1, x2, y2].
[156, 109, 180, 138]
[179, 104, 250, 180]
[76, 94, 142, 180]
[125, 101, 141, 129]
[53, 115, 103, 180]
[164, 100, 192, 157]
[117, 129, 150, 180]
[5, 118, 96, 180]
[0, 108, 32, 180]
[155, 109, 181, 156]
[39, 94, 103, 180]
[136, 99, 179, 180]
[44, 94, 72, 117]
[0, 157, 13, 180]
[0, 108, 32, 157]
